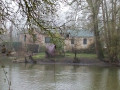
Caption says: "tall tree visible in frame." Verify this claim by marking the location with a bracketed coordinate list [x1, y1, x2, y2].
[101, 0, 120, 62]
[86, 0, 104, 60]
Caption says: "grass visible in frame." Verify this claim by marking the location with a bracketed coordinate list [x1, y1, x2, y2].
[65, 53, 97, 59]
[33, 52, 45, 59]
[33, 52, 97, 59]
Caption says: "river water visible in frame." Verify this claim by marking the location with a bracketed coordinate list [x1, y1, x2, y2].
[0, 57, 120, 90]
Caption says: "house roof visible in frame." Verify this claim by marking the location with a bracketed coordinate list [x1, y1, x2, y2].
[19, 28, 94, 38]
[67, 30, 94, 37]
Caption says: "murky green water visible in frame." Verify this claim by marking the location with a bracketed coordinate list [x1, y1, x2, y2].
[0, 57, 120, 90]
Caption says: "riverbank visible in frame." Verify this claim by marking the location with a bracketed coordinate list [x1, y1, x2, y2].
[1, 53, 119, 67]
[11, 56, 120, 67]
[37, 58, 120, 66]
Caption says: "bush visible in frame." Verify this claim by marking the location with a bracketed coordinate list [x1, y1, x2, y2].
[80, 43, 95, 54]
[38, 46, 46, 52]
[77, 43, 95, 54]
[27, 44, 39, 53]
[0, 42, 22, 51]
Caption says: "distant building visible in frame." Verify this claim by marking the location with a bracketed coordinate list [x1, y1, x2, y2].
[19, 29, 94, 52]
[63, 30, 94, 51]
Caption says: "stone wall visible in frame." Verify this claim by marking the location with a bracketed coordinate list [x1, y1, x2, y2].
[64, 37, 94, 51]
[19, 33, 94, 52]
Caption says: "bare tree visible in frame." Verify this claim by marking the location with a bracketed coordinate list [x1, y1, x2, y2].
[101, 0, 120, 62]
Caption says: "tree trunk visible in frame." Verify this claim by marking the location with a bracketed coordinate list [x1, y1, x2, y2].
[93, 14, 104, 60]
[86, 0, 104, 60]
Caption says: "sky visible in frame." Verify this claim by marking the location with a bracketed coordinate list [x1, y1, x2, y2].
[1, 0, 78, 34]
[55, 1, 70, 26]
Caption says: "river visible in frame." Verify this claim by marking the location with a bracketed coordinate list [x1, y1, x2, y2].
[0, 57, 120, 90]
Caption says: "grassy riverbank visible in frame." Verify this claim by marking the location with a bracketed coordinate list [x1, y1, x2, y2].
[4, 52, 119, 66]
[32, 52, 112, 66]
[33, 52, 97, 60]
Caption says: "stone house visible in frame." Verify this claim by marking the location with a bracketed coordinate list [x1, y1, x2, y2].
[63, 30, 94, 51]
[19, 29, 94, 52]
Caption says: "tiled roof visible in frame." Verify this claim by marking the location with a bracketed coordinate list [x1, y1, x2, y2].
[19, 28, 94, 37]
[67, 30, 94, 37]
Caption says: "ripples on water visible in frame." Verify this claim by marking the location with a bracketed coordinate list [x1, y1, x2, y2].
[0, 59, 120, 90]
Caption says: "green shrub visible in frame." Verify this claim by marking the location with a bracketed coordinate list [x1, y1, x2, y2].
[77, 43, 95, 54]
[27, 44, 39, 53]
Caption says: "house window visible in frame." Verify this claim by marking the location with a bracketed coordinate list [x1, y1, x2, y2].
[83, 38, 87, 45]
[45, 37, 51, 43]
[71, 39, 74, 44]
[33, 34, 37, 43]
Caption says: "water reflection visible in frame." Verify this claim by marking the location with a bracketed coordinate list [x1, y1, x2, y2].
[105, 68, 120, 90]
[0, 59, 120, 90]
